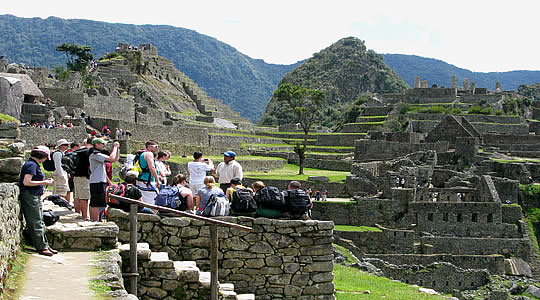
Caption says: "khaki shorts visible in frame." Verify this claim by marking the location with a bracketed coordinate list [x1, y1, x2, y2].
[53, 174, 69, 196]
[73, 176, 91, 200]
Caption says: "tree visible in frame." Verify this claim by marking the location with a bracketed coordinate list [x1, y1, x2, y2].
[56, 43, 94, 72]
[273, 83, 325, 175]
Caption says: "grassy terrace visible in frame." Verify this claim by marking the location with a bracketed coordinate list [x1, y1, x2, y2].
[345, 121, 385, 125]
[168, 154, 286, 165]
[357, 115, 388, 118]
[244, 164, 349, 182]
[334, 225, 382, 232]
[241, 143, 354, 150]
[490, 157, 540, 164]
[334, 264, 449, 300]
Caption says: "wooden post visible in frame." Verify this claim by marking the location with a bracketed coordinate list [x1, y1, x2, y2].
[129, 203, 138, 296]
[210, 224, 218, 300]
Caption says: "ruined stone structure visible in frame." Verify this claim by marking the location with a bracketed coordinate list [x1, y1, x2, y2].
[108, 209, 336, 300]
[0, 183, 21, 293]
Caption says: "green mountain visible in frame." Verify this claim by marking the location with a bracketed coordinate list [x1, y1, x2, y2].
[1, 14, 539, 123]
[382, 54, 540, 90]
[0, 14, 299, 122]
[258, 37, 408, 127]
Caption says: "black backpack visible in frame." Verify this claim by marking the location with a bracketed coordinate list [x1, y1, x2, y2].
[71, 148, 92, 177]
[42, 150, 61, 171]
[43, 209, 59, 226]
[255, 186, 286, 210]
[285, 189, 311, 214]
[230, 187, 257, 214]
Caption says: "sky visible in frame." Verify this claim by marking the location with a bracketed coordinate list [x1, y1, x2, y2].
[2, 0, 539, 72]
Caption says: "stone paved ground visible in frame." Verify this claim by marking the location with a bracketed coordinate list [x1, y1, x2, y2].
[19, 251, 96, 300]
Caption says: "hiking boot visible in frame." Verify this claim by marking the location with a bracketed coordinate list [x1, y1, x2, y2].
[38, 248, 54, 256]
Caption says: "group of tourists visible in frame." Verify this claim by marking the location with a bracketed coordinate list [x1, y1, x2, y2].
[18, 138, 313, 256]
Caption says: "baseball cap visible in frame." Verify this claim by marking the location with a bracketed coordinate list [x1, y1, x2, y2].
[223, 151, 236, 157]
[92, 138, 108, 145]
[34, 145, 51, 159]
[56, 139, 70, 147]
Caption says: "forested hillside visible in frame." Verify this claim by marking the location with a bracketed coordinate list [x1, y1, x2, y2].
[259, 37, 408, 127]
[382, 54, 540, 90]
[0, 14, 298, 121]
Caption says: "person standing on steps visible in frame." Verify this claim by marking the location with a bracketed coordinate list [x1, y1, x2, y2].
[19, 146, 57, 256]
[52, 139, 71, 201]
[89, 138, 120, 222]
[136, 140, 161, 205]
[214, 151, 242, 192]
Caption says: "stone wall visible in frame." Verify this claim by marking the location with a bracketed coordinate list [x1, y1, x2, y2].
[366, 254, 505, 275]
[41, 87, 85, 109]
[335, 227, 414, 254]
[366, 259, 489, 293]
[460, 94, 502, 104]
[311, 199, 405, 227]
[419, 235, 531, 258]
[84, 95, 136, 123]
[408, 113, 522, 124]
[405, 88, 456, 103]
[482, 133, 540, 146]
[209, 134, 283, 148]
[0, 183, 22, 293]
[354, 140, 448, 162]
[410, 202, 520, 238]
[19, 126, 88, 149]
[316, 134, 365, 147]
[472, 123, 529, 134]
[0, 123, 20, 139]
[20, 103, 49, 122]
[108, 210, 336, 299]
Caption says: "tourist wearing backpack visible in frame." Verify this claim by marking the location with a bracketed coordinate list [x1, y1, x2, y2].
[195, 176, 226, 216]
[226, 178, 256, 216]
[52, 139, 71, 202]
[72, 137, 93, 220]
[136, 141, 161, 205]
[253, 181, 285, 218]
[89, 138, 120, 222]
[283, 181, 312, 220]
[19, 146, 57, 256]
[107, 171, 155, 214]
[155, 174, 193, 213]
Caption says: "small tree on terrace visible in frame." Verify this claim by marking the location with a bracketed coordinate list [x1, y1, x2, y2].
[56, 43, 94, 72]
[273, 83, 325, 175]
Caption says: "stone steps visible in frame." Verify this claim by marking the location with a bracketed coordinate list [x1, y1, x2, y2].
[119, 243, 249, 299]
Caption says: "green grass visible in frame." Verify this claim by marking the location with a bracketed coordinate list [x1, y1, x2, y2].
[244, 164, 349, 182]
[491, 157, 540, 163]
[356, 115, 388, 119]
[346, 121, 385, 125]
[333, 244, 358, 265]
[241, 143, 354, 150]
[334, 225, 382, 232]
[0, 250, 29, 300]
[334, 264, 449, 300]
[168, 155, 286, 165]
[0, 113, 19, 124]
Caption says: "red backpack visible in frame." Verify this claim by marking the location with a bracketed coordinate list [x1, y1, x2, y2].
[106, 183, 127, 206]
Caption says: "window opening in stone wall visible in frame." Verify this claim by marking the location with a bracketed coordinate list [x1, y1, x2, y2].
[443, 213, 448, 221]
[394, 231, 397, 237]
[457, 213, 463, 222]
[432, 281, 436, 286]
[446, 281, 449, 286]
[428, 213, 433, 221]
[487, 213, 493, 223]
[472, 213, 478, 222]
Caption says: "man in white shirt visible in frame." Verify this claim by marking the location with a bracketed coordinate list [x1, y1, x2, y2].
[214, 151, 243, 192]
[52, 139, 70, 199]
[188, 151, 214, 196]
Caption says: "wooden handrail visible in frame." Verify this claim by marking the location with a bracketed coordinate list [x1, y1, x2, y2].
[108, 193, 252, 300]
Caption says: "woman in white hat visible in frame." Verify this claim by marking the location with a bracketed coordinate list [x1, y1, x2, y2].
[19, 146, 57, 256]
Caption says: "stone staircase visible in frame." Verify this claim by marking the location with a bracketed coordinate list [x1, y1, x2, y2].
[119, 243, 255, 300]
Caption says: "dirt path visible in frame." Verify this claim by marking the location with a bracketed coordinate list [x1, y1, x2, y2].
[18, 251, 97, 300]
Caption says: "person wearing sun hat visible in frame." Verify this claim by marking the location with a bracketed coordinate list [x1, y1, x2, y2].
[19, 145, 57, 256]
[52, 138, 71, 201]
[214, 150, 243, 192]
[88, 138, 120, 221]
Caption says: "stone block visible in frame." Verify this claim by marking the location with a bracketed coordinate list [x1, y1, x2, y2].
[308, 176, 330, 182]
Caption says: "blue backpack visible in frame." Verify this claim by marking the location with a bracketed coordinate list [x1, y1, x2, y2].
[155, 185, 187, 211]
